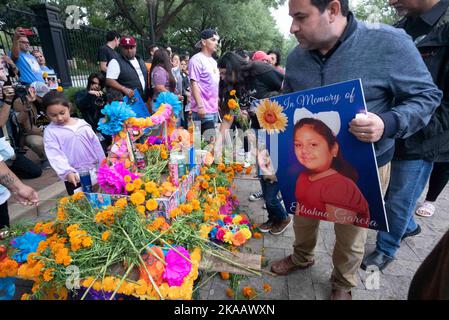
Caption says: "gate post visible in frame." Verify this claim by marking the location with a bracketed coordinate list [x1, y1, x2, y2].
[31, 3, 72, 87]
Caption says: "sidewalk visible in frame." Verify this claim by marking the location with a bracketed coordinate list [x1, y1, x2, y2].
[196, 178, 449, 300]
[8, 151, 66, 224]
[9, 163, 449, 300]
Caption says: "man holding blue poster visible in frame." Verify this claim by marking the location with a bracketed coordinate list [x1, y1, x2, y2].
[269, 0, 442, 300]
[363, 0, 449, 273]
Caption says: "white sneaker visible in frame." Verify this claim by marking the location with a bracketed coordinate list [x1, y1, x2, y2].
[249, 191, 263, 201]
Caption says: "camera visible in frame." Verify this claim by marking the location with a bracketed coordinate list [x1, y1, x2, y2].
[13, 84, 29, 100]
[95, 95, 106, 107]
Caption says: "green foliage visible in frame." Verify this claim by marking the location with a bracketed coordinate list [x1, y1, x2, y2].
[351, 0, 399, 25]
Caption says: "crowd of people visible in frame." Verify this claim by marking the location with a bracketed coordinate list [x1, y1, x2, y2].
[0, 0, 448, 300]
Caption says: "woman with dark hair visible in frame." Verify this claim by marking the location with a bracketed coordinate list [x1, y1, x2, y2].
[293, 118, 370, 228]
[217, 51, 284, 129]
[75, 72, 109, 151]
[149, 49, 178, 103]
[267, 50, 285, 74]
[218, 51, 288, 234]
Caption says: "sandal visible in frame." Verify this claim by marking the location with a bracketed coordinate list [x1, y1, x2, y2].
[415, 201, 436, 217]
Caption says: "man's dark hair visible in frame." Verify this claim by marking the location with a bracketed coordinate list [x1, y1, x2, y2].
[106, 31, 121, 42]
[311, 0, 349, 16]
[234, 48, 249, 59]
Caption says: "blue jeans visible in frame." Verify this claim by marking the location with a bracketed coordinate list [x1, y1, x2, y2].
[376, 159, 433, 257]
[260, 178, 288, 223]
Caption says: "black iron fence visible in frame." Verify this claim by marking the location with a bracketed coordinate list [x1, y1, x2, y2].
[0, 4, 189, 88]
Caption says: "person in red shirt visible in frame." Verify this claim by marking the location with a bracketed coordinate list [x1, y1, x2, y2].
[293, 118, 370, 228]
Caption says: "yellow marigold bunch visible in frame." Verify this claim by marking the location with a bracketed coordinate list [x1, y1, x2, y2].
[191, 199, 201, 211]
[146, 199, 158, 211]
[130, 192, 146, 206]
[146, 216, 165, 232]
[67, 224, 93, 251]
[179, 204, 193, 214]
[114, 198, 128, 209]
[0, 257, 19, 277]
[102, 276, 120, 292]
[34, 221, 55, 235]
[95, 206, 116, 226]
[56, 206, 66, 221]
[133, 178, 143, 190]
[124, 175, 132, 183]
[217, 163, 226, 171]
[199, 225, 213, 239]
[145, 181, 157, 193]
[54, 247, 72, 266]
[71, 192, 85, 201]
[17, 255, 45, 280]
[125, 183, 135, 192]
[43, 268, 55, 282]
[169, 207, 182, 219]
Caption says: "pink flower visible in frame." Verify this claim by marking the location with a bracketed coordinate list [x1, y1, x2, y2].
[223, 216, 233, 224]
[163, 246, 192, 287]
[97, 162, 139, 195]
[216, 228, 226, 241]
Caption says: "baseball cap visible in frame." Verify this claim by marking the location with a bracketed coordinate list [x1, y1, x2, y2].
[195, 29, 219, 48]
[252, 51, 270, 62]
[30, 81, 50, 98]
[120, 36, 137, 47]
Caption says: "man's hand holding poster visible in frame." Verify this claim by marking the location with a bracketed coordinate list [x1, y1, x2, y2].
[254, 79, 389, 231]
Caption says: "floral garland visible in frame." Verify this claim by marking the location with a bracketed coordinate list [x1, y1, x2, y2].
[209, 214, 252, 246]
[98, 101, 136, 136]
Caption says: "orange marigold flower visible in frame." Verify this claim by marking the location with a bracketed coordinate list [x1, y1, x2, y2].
[101, 231, 111, 241]
[225, 288, 234, 298]
[224, 114, 233, 122]
[201, 181, 209, 189]
[220, 272, 230, 280]
[130, 192, 145, 206]
[125, 183, 135, 192]
[124, 175, 132, 183]
[114, 198, 128, 209]
[263, 284, 272, 293]
[43, 268, 55, 282]
[229, 90, 236, 96]
[242, 286, 256, 299]
[146, 199, 158, 211]
[253, 232, 263, 239]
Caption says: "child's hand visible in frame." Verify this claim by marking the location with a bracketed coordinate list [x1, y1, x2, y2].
[66, 172, 79, 186]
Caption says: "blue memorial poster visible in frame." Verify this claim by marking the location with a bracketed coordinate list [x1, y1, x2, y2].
[254, 79, 388, 231]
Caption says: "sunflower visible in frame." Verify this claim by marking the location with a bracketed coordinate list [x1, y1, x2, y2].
[255, 99, 288, 134]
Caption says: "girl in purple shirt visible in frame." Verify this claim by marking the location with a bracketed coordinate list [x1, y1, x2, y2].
[42, 91, 105, 195]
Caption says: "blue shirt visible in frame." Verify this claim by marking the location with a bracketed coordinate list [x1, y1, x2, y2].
[11, 51, 45, 84]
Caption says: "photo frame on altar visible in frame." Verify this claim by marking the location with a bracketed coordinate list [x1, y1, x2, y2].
[85, 193, 126, 210]
[257, 79, 388, 231]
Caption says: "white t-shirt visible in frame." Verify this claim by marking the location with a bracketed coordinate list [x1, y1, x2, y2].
[106, 58, 145, 91]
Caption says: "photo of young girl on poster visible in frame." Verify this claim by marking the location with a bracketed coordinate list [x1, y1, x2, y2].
[293, 108, 370, 228]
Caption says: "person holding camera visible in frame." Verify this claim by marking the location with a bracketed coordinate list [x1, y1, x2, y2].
[0, 69, 42, 179]
[10, 28, 45, 85]
[13, 82, 50, 169]
[75, 72, 111, 152]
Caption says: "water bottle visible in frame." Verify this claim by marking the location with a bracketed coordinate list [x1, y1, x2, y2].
[78, 168, 93, 193]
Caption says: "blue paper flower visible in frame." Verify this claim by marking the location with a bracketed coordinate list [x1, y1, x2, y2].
[0, 277, 15, 300]
[97, 101, 136, 135]
[153, 92, 182, 117]
[10, 232, 46, 263]
[209, 226, 219, 240]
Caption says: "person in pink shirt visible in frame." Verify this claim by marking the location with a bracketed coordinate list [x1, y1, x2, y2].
[189, 29, 220, 134]
[42, 91, 105, 195]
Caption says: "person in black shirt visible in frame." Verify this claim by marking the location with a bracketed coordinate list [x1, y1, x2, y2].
[75, 72, 111, 152]
[218, 51, 284, 129]
[97, 31, 121, 75]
